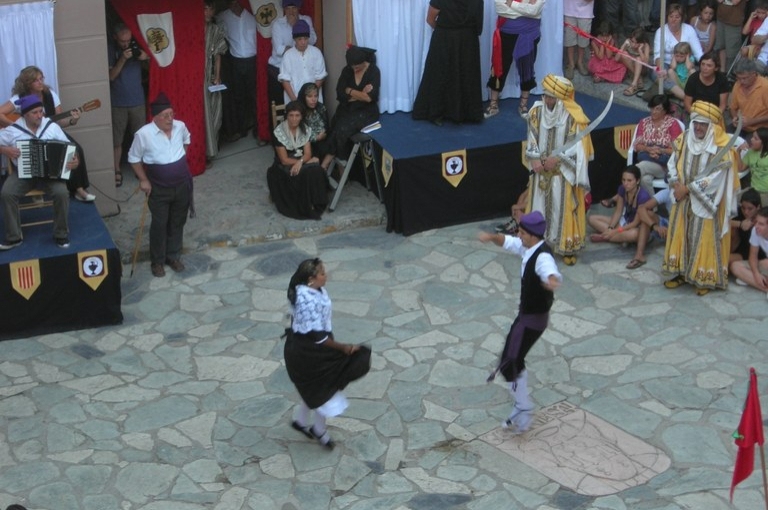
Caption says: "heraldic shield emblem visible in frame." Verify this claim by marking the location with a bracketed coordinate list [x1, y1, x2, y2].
[10, 259, 41, 300]
[614, 124, 635, 161]
[442, 149, 467, 188]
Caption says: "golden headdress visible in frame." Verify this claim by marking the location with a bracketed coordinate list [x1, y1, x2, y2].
[541, 74, 593, 159]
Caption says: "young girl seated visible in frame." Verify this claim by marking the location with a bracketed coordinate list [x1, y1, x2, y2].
[588, 165, 651, 245]
[665, 41, 695, 100]
[742, 1, 768, 59]
[587, 21, 627, 84]
[729, 206, 768, 294]
[740, 127, 768, 207]
[618, 27, 651, 96]
[729, 189, 762, 264]
[690, 0, 716, 54]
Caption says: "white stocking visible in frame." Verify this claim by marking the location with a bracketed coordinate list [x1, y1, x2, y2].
[295, 401, 310, 427]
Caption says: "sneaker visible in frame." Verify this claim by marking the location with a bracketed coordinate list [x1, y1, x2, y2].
[74, 192, 96, 202]
[495, 219, 519, 235]
[55, 237, 70, 248]
[735, 278, 748, 286]
[151, 263, 166, 277]
[502, 406, 534, 433]
[0, 238, 22, 250]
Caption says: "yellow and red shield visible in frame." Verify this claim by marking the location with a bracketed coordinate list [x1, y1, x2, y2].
[614, 124, 636, 161]
[10, 259, 41, 300]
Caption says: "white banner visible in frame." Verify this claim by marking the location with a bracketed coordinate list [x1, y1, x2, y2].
[137, 12, 175, 68]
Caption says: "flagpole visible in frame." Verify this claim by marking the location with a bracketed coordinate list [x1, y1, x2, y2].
[761, 441, 768, 510]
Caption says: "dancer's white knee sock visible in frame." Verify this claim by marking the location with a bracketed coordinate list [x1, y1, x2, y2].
[295, 401, 310, 426]
[512, 369, 532, 410]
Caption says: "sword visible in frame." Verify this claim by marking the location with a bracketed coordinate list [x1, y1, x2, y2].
[549, 91, 614, 159]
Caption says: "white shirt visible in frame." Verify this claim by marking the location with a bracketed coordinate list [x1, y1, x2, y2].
[749, 227, 768, 253]
[502, 236, 563, 283]
[563, 0, 594, 18]
[0, 117, 68, 166]
[127, 119, 190, 165]
[278, 45, 327, 103]
[269, 15, 318, 67]
[217, 8, 257, 58]
[755, 19, 768, 64]
[654, 23, 704, 66]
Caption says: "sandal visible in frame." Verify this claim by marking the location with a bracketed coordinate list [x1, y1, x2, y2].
[484, 100, 499, 119]
[593, 76, 603, 84]
[664, 275, 686, 289]
[518, 94, 529, 116]
[623, 84, 639, 96]
[115, 171, 123, 188]
[600, 198, 616, 208]
[626, 258, 647, 270]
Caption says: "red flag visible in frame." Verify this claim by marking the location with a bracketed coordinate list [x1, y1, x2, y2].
[730, 368, 765, 502]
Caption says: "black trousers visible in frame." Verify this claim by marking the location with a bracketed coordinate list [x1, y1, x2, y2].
[148, 183, 190, 265]
[225, 55, 256, 136]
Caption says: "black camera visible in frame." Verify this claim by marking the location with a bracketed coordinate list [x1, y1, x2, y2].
[129, 40, 142, 59]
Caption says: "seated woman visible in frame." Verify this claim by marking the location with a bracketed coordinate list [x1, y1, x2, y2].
[320, 46, 380, 171]
[267, 101, 328, 220]
[632, 94, 683, 196]
[588, 165, 652, 247]
[729, 189, 762, 264]
[0, 66, 94, 202]
[298, 82, 329, 161]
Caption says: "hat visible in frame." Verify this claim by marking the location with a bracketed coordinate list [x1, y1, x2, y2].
[292, 19, 310, 38]
[690, 100, 724, 127]
[346, 45, 376, 67]
[15, 95, 43, 115]
[541, 73, 594, 161]
[519, 211, 547, 238]
[283, 0, 302, 7]
[151, 92, 172, 117]
[542, 74, 574, 100]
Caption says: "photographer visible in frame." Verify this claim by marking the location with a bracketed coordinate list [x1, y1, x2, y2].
[109, 23, 148, 187]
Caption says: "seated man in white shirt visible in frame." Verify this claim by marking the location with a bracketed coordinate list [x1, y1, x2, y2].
[268, 0, 318, 106]
[0, 94, 79, 250]
[128, 92, 192, 278]
[278, 20, 327, 104]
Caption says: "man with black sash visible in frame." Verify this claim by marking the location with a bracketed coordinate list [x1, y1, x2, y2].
[478, 211, 562, 434]
[128, 92, 193, 278]
[0, 94, 78, 250]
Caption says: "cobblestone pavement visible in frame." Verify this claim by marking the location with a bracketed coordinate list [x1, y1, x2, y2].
[2, 89, 765, 509]
[1, 215, 766, 509]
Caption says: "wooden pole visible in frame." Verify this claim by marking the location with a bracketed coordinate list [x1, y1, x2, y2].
[760, 444, 768, 510]
[658, 0, 667, 95]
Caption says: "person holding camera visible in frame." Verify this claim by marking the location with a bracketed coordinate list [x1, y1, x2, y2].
[109, 22, 149, 188]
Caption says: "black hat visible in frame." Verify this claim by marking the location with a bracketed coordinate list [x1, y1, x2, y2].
[151, 91, 172, 116]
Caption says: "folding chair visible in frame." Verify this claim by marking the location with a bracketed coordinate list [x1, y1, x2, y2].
[328, 132, 384, 212]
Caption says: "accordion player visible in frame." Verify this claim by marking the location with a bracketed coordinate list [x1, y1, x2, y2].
[15, 139, 77, 180]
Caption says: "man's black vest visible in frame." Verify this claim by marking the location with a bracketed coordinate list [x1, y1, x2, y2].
[519, 242, 555, 314]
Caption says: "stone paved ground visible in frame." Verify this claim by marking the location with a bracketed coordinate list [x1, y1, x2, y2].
[1, 218, 766, 510]
[2, 85, 766, 509]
